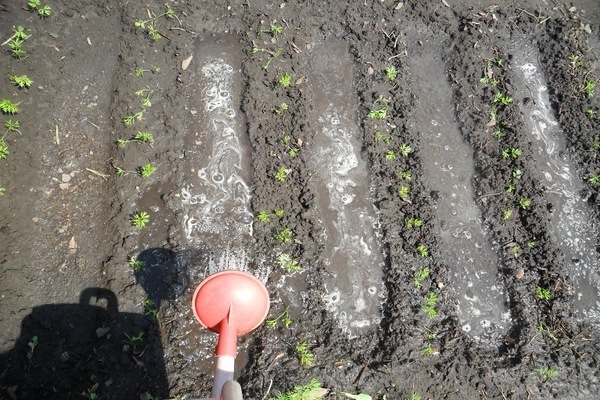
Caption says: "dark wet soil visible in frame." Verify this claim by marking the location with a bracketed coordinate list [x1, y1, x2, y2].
[1, 1, 600, 399]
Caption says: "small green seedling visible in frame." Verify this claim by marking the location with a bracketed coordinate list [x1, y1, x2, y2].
[502, 148, 521, 159]
[398, 185, 410, 201]
[493, 128, 505, 138]
[537, 366, 559, 382]
[588, 174, 600, 184]
[405, 217, 422, 229]
[510, 245, 521, 257]
[295, 341, 314, 367]
[385, 65, 398, 81]
[537, 322, 558, 342]
[142, 299, 159, 318]
[28, 0, 51, 17]
[258, 24, 283, 37]
[413, 266, 430, 289]
[374, 131, 392, 145]
[422, 292, 438, 318]
[505, 183, 516, 193]
[278, 253, 301, 273]
[0, 184, 5, 196]
[480, 77, 499, 87]
[257, 211, 271, 223]
[400, 170, 412, 181]
[519, 198, 532, 209]
[9, 75, 33, 89]
[274, 227, 292, 244]
[503, 209, 512, 220]
[273, 378, 325, 400]
[251, 47, 282, 71]
[128, 257, 145, 272]
[527, 240, 536, 248]
[134, 6, 175, 42]
[385, 150, 396, 160]
[266, 307, 292, 328]
[124, 330, 145, 344]
[367, 106, 387, 119]
[278, 72, 292, 88]
[406, 392, 423, 400]
[399, 143, 413, 157]
[0, 139, 10, 160]
[535, 286, 551, 301]
[139, 163, 157, 177]
[568, 54, 582, 69]
[6, 26, 31, 60]
[122, 109, 146, 127]
[583, 80, 596, 98]
[87, 383, 99, 400]
[135, 66, 160, 76]
[273, 102, 289, 115]
[4, 119, 21, 135]
[416, 244, 429, 258]
[274, 165, 289, 182]
[117, 131, 154, 148]
[132, 211, 150, 228]
[0, 99, 20, 115]
[28, 336, 39, 353]
[493, 92, 513, 106]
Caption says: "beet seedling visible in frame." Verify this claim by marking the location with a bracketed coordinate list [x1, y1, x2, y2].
[257, 209, 284, 222]
[398, 185, 410, 201]
[399, 143, 413, 157]
[0, 184, 5, 196]
[405, 217, 422, 229]
[568, 54, 582, 70]
[583, 80, 596, 98]
[537, 366, 559, 382]
[0, 140, 7, 159]
[416, 244, 429, 258]
[142, 299, 159, 318]
[385, 150, 396, 160]
[0, 99, 20, 115]
[274, 165, 289, 182]
[4, 26, 31, 60]
[400, 170, 412, 181]
[273, 102, 289, 115]
[134, 6, 175, 42]
[117, 131, 154, 148]
[28, 336, 39, 353]
[132, 212, 150, 228]
[535, 286, 551, 301]
[493, 92, 513, 106]
[374, 130, 392, 145]
[588, 174, 600, 184]
[519, 198, 531, 209]
[502, 148, 521, 159]
[9, 75, 33, 89]
[503, 209, 512, 220]
[413, 266, 430, 289]
[258, 24, 283, 37]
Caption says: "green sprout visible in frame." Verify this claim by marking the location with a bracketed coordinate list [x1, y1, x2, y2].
[405, 217, 423, 229]
[416, 244, 429, 258]
[273, 378, 324, 400]
[537, 366, 559, 382]
[257, 211, 271, 223]
[588, 174, 600, 184]
[385, 65, 398, 81]
[139, 163, 157, 177]
[132, 211, 150, 228]
[128, 257, 146, 272]
[266, 307, 292, 328]
[399, 143, 413, 157]
[505, 183, 516, 193]
[568, 54, 582, 69]
[503, 209, 512, 220]
[28, 336, 38, 353]
[258, 24, 283, 37]
[368, 106, 387, 119]
[400, 170, 412, 180]
[374, 130, 392, 145]
[493, 128, 505, 138]
[295, 342, 314, 367]
[134, 6, 175, 42]
[117, 131, 154, 148]
[274, 227, 292, 244]
[583, 80, 596, 98]
[527, 240, 536, 248]
[142, 299, 159, 318]
[0, 184, 5, 196]
[398, 185, 410, 201]
[134, 66, 161, 76]
[274, 165, 288, 182]
[535, 286, 551, 301]
[422, 292, 438, 318]
[28, 0, 52, 17]
[510, 245, 521, 257]
[0, 99, 20, 115]
[6, 26, 31, 60]
[86, 383, 99, 400]
[278, 253, 302, 273]
[0, 140, 9, 160]
[385, 150, 396, 160]
[413, 266, 430, 289]
[278, 72, 292, 88]
[273, 102, 289, 115]
[493, 92, 513, 106]
[4, 119, 21, 135]
[537, 321, 558, 342]
[124, 330, 145, 344]
[9, 75, 33, 89]
[502, 148, 521, 159]
[519, 198, 532, 209]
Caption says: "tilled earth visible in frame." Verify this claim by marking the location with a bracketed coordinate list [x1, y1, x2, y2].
[1, 0, 600, 399]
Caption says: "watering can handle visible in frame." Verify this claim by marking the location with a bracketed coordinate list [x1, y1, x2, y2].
[220, 380, 243, 400]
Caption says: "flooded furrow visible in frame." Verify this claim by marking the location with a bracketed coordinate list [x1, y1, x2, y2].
[512, 39, 600, 321]
[408, 40, 510, 340]
[181, 34, 254, 274]
[307, 39, 384, 335]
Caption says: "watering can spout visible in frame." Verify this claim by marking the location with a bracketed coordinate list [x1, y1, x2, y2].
[216, 305, 238, 357]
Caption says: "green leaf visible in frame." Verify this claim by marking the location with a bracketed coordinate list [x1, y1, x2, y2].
[340, 393, 372, 400]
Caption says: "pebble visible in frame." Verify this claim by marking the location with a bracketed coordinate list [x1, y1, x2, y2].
[61, 174, 71, 183]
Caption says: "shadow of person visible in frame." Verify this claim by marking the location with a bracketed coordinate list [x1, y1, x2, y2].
[0, 288, 169, 400]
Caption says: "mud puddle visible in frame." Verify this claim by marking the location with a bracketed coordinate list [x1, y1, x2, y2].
[180, 34, 254, 273]
[307, 39, 384, 335]
[408, 35, 510, 340]
[512, 39, 600, 320]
